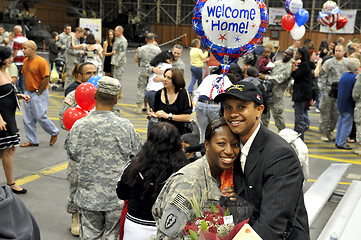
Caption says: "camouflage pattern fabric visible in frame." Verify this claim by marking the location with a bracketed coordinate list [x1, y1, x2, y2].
[136, 43, 161, 105]
[152, 156, 222, 239]
[111, 36, 128, 86]
[172, 58, 185, 75]
[64, 37, 83, 89]
[318, 57, 347, 135]
[262, 60, 293, 130]
[353, 73, 361, 142]
[56, 32, 71, 58]
[65, 111, 142, 212]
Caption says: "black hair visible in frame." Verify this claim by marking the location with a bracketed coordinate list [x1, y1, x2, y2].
[64, 24, 71, 29]
[205, 117, 230, 142]
[51, 32, 59, 39]
[150, 50, 174, 67]
[181, 133, 199, 146]
[0, 46, 12, 66]
[121, 122, 187, 200]
[164, 68, 185, 93]
[78, 62, 95, 74]
[319, 39, 329, 51]
[247, 67, 259, 77]
[348, 47, 356, 55]
[85, 33, 96, 44]
[297, 46, 311, 63]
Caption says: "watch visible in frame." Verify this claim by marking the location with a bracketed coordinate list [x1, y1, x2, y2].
[35, 90, 39, 93]
[168, 113, 173, 120]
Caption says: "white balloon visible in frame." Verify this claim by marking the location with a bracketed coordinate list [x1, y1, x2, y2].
[290, 24, 305, 40]
[289, 0, 303, 14]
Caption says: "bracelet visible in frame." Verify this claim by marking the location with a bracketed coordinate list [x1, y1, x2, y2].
[168, 113, 173, 121]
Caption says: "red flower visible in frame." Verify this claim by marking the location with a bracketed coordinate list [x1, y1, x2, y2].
[209, 226, 217, 233]
[217, 217, 224, 225]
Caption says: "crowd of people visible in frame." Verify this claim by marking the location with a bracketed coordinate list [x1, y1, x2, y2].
[0, 21, 361, 240]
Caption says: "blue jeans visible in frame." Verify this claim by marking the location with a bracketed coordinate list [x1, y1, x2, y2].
[145, 90, 157, 110]
[23, 89, 59, 144]
[16, 65, 25, 94]
[335, 112, 353, 147]
[196, 101, 220, 142]
[294, 101, 309, 140]
[188, 66, 203, 94]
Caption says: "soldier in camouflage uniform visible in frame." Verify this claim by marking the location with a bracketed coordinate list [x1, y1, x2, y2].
[352, 73, 361, 155]
[111, 26, 128, 98]
[152, 118, 240, 239]
[64, 77, 142, 239]
[171, 44, 185, 74]
[318, 44, 347, 142]
[64, 27, 85, 89]
[134, 33, 161, 113]
[56, 24, 72, 59]
[259, 49, 294, 131]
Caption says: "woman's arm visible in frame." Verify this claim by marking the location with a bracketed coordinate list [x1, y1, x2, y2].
[17, 94, 30, 102]
[97, 45, 103, 58]
[103, 41, 113, 57]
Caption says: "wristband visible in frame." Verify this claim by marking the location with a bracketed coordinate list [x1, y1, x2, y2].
[168, 113, 173, 121]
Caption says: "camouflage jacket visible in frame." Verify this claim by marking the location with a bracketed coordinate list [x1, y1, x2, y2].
[111, 36, 128, 66]
[138, 43, 161, 76]
[56, 32, 71, 58]
[152, 156, 222, 239]
[58, 90, 122, 130]
[353, 73, 361, 123]
[65, 36, 82, 64]
[265, 60, 293, 99]
[318, 57, 347, 92]
[172, 58, 186, 74]
[64, 111, 142, 211]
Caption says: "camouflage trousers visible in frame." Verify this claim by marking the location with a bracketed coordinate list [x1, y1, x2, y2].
[65, 61, 78, 90]
[136, 74, 149, 105]
[66, 159, 78, 214]
[319, 91, 338, 135]
[261, 97, 286, 131]
[79, 208, 122, 240]
[354, 107, 361, 143]
[112, 64, 125, 87]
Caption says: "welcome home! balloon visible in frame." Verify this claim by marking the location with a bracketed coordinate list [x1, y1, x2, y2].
[193, 0, 268, 65]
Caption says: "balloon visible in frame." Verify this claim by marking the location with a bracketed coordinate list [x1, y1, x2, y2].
[322, 1, 337, 14]
[63, 107, 87, 131]
[295, 9, 309, 26]
[336, 16, 348, 30]
[75, 82, 97, 111]
[317, 11, 340, 28]
[281, 14, 296, 31]
[193, 0, 268, 65]
[285, 0, 303, 14]
[290, 24, 305, 40]
[87, 75, 101, 88]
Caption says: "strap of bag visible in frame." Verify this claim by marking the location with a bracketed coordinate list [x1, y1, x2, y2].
[163, 88, 171, 113]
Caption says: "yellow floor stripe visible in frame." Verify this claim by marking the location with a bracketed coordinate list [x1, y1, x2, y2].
[306, 179, 351, 185]
[41, 163, 68, 175]
[16, 174, 41, 186]
[309, 154, 361, 165]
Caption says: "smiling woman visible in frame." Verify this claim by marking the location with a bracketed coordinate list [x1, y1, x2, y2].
[152, 117, 240, 238]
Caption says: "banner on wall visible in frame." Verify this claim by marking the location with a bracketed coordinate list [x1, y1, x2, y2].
[268, 8, 287, 26]
[320, 10, 356, 34]
[79, 18, 102, 42]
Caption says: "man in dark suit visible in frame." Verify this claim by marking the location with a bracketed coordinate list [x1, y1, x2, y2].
[215, 82, 309, 240]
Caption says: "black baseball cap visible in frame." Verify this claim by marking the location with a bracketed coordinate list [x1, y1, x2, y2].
[214, 81, 263, 105]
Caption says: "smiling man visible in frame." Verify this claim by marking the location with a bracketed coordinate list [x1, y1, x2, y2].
[214, 82, 309, 240]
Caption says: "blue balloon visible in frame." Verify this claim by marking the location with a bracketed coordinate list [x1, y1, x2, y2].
[87, 75, 101, 88]
[295, 9, 309, 26]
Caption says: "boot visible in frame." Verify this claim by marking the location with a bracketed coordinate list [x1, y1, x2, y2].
[355, 144, 361, 155]
[327, 132, 336, 141]
[71, 212, 80, 236]
[134, 104, 142, 114]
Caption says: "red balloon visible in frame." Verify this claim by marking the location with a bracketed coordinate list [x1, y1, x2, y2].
[281, 14, 296, 31]
[75, 82, 97, 111]
[336, 16, 348, 30]
[63, 107, 88, 131]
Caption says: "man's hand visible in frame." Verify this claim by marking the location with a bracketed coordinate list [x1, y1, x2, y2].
[258, 73, 266, 80]
[153, 67, 164, 75]
[222, 187, 236, 201]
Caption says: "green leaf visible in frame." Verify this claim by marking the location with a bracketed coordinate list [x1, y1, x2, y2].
[200, 219, 208, 231]
[189, 229, 199, 240]
[224, 208, 230, 216]
[211, 203, 219, 213]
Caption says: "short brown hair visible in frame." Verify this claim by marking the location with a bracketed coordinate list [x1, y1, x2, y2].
[164, 68, 185, 93]
[191, 38, 200, 47]
[75, 27, 84, 33]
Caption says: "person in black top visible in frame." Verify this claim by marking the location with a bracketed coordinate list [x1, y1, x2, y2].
[48, 32, 60, 66]
[291, 46, 313, 140]
[149, 68, 192, 135]
[117, 122, 188, 240]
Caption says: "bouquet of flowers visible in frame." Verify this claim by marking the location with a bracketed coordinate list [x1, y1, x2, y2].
[183, 203, 249, 240]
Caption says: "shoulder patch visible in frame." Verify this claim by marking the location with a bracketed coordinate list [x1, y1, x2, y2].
[165, 213, 177, 229]
[64, 98, 74, 106]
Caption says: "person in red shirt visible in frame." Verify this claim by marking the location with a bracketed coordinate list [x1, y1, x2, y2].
[257, 48, 273, 74]
[12, 25, 28, 93]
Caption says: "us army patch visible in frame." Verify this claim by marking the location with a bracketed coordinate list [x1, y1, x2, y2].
[165, 213, 177, 229]
[64, 98, 74, 106]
